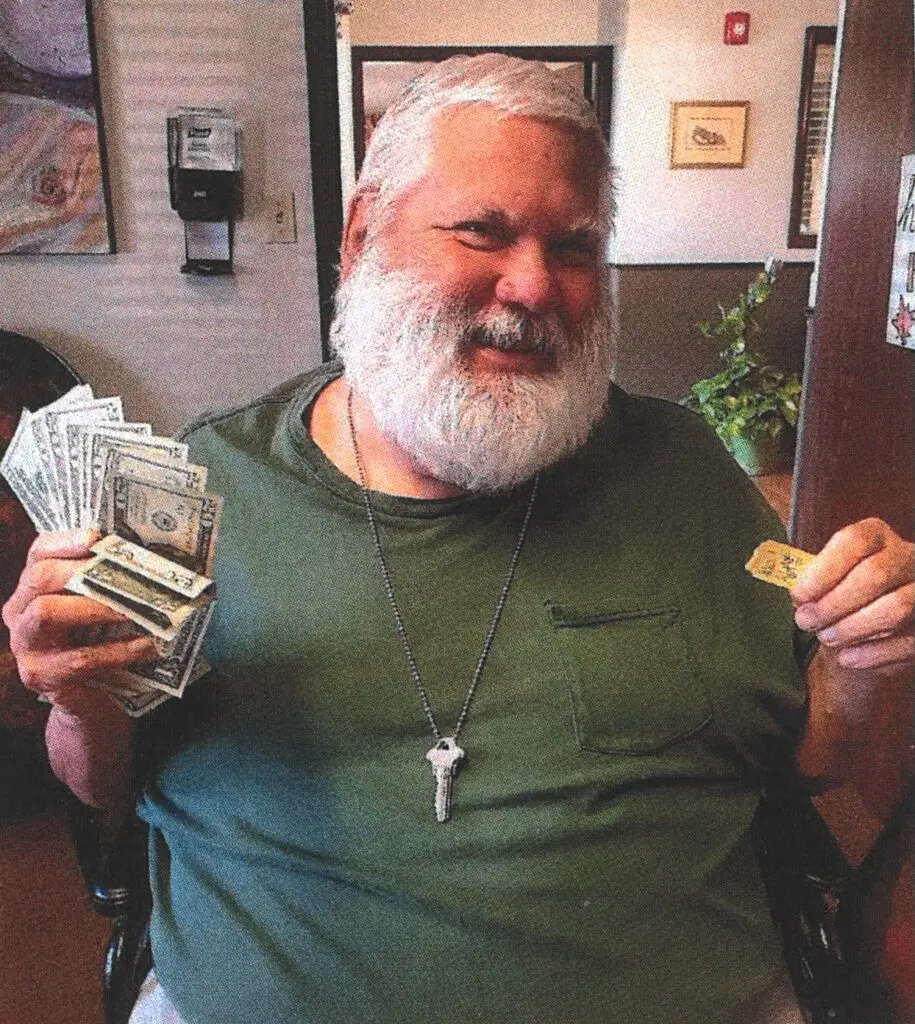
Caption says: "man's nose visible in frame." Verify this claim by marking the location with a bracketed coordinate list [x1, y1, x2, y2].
[493, 243, 561, 314]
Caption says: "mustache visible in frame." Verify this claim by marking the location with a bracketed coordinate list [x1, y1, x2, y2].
[463, 313, 566, 356]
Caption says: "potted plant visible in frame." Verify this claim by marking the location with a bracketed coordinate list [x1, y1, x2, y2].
[683, 258, 802, 476]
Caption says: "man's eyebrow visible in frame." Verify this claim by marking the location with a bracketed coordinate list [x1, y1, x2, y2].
[450, 207, 513, 227]
[557, 217, 601, 238]
[470, 210, 600, 235]
[441, 208, 601, 238]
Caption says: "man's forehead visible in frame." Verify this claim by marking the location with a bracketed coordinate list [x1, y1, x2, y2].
[428, 103, 596, 165]
[415, 104, 601, 222]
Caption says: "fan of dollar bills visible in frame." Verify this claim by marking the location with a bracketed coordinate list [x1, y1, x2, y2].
[0, 384, 221, 717]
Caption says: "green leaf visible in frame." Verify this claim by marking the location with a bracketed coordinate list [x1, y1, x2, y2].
[688, 263, 801, 453]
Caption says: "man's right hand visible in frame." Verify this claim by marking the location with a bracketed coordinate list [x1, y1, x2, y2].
[2, 530, 158, 807]
[2, 529, 158, 715]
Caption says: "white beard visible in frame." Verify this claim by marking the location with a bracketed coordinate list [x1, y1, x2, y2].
[330, 247, 615, 493]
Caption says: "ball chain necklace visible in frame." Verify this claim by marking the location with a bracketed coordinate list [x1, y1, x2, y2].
[346, 387, 539, 823]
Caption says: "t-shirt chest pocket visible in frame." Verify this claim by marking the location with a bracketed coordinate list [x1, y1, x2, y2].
[548, 603, 713, 755]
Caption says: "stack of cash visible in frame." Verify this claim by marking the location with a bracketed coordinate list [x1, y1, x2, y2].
[0, 385, 221, 717]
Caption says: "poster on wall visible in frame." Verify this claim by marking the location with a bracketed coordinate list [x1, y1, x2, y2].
[0, 0, 114, 254]
[887, 154, 915, 350]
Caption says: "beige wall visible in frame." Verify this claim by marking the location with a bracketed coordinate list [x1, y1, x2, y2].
[351, 0, 604, 46]
[0, 0, 322, 436]
[610, 0, 839, 264]
[351, 0, 839, 265]
[0, 0, 841, 431]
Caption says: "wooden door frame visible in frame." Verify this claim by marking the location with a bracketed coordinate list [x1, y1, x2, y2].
[790, 0, 915, 549]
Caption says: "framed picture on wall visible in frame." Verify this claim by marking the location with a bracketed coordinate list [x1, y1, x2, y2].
[0, 0, 115, 254]
[351, 45, 613, 175]
[787, 26, 837, 248]
[669, 101, 749, 169]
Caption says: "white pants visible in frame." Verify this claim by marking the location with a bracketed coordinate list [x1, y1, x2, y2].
[129, 969, 805, 1024]
[128, 971, 186, 1024]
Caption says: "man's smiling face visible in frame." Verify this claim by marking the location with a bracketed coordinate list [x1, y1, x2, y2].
[370, 106, 604, 379]
[332, 103, 614, 493]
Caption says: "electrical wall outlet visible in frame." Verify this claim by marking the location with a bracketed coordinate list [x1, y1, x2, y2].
[267, 192, 297, 244]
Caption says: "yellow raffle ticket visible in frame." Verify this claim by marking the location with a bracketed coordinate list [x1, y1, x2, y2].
[745, 540, 817, 589]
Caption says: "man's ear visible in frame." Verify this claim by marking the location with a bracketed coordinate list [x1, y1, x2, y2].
[339, 191, 375, 281]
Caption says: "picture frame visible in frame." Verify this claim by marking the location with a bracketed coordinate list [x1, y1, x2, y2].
[787, 26, 837, 248]
[0, 0, 115, 254]
[669, 101, 749, 169]
[351, 45, 613, 176]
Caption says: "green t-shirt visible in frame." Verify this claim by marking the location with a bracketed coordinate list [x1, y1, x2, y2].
[139, 362, 811, 1024]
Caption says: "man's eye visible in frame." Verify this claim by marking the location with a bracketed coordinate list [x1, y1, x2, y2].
[551, 238, 598, 264]
[452, 223, 503, 247]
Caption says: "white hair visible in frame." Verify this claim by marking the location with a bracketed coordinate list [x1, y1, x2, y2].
[352, 52, 614, 241]
[331, 246, 614, 493]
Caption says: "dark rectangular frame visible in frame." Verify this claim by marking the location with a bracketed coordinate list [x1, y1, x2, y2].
[85, 0, 115, 253]
[300, 0, 614, 355]
[787, 26, 837, 250]
[350, 45, 613, 174]
[0, 0, 116, 254]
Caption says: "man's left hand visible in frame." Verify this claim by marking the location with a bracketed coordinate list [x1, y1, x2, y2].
[791, 517, 914, 672]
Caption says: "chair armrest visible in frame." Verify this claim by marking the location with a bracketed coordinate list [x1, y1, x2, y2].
[65, 791, 151, 918]
[754, 788, 851, 1022]
[753, 786, 895, 1024]
[66, 791, 153, 1024]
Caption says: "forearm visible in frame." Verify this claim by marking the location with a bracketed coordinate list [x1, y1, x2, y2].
[796, 649, 913, 816]
[3, 531, 155, 810]
[45, 697, 137, 811]
[788, 518, 914, 808]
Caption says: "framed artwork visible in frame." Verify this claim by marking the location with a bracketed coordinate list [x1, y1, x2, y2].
[669, 101, 749, 169]
[787, 26, 837, 249]
[351, 45, 613, 175]
[0, 0, 115, 254]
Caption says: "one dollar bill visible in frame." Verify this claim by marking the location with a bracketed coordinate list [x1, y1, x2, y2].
[92, 533, 213, 600]
[104, 473, 221, 577]
[67, 556, 211, 641]
[1, 383, 221, 717]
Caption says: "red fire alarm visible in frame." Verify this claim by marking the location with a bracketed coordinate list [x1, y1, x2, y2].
[724, 11, 750, 45]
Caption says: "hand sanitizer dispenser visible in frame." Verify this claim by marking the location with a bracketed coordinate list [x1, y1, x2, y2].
[168, 109, 241, 275]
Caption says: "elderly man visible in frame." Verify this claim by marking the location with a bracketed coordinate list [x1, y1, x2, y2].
[4, 55, 913, 1024]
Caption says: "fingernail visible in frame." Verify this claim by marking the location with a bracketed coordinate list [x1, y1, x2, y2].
[818, 627, 839, 645]
[795, 606, 817, 630]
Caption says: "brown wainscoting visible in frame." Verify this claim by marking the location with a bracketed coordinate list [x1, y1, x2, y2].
[610, 262, 814, 403]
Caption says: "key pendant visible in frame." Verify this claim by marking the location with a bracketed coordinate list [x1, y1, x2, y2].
[426, 737, 465, 823]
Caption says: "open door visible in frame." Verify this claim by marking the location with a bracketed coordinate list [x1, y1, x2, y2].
[792, 1, 914, 1016]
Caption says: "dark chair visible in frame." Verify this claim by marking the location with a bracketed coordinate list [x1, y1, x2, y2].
[0, 330, 85, 823]
[753, 780, 913, 1023]
[0, 329, 152, 1020]
[67, 795, 152, 1024]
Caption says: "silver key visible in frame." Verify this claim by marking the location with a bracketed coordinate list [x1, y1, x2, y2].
[426, 737, 465, 823]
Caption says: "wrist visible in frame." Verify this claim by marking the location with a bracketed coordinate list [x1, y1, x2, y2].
[45, 694, 136, 809]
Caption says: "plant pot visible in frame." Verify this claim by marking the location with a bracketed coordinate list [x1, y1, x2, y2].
[730, 429, 795, 477]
